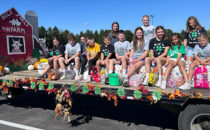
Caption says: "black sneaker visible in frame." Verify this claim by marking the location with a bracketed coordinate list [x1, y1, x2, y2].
[37, 74, 44, 80]
[105, 77, 109, 85]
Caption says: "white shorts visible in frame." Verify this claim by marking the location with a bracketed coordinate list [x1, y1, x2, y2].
[170, 57, 185, 62]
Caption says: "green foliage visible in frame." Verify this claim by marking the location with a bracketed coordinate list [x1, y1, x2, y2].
[38, 82, 44, 90]
[133, 90, 142, 99]
[94, 87, 101, 95]
[30, 82, 36, 89]
[117, 88, 125, 97]
[48, 83, 54, 90]
[207, 29, 210, 41]
[82, 85, 89, 94]
[70, 84, 77, 92]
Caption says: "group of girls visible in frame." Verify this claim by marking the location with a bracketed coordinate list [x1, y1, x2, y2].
[101, 15, 208, 90]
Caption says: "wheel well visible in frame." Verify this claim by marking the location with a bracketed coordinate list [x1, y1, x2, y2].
[181, 98, 210, 111]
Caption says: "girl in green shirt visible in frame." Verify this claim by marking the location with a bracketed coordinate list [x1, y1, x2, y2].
[161, 33, 189, 89]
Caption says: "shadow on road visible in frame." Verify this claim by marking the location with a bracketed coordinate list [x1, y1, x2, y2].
[0, 90, 179, 129]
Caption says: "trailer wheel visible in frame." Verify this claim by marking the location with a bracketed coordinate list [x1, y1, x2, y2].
[178, 104, 210, 130]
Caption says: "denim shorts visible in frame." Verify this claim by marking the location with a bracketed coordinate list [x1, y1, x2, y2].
[186, 46, 194, 58]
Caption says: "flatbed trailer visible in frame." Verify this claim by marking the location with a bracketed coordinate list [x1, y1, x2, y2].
[0, 70, 210, 130]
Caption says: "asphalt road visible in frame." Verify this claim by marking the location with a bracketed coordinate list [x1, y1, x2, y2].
[0, 90, 179, 130]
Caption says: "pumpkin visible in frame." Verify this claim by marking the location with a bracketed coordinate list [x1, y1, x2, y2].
[28, 65, 34, 70]
[34, 62, 41, 70]
[0, 66, 4, 73]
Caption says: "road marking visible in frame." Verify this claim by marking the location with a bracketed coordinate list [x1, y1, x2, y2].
[0, 120, 44, 130]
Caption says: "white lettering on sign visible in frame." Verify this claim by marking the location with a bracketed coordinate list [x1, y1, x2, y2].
[1, 26, 26, 34]
[16, 14, 29, 27]
[1, 9, 13, 20]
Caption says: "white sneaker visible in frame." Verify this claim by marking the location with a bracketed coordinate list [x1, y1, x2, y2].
[142, 77, 149, 85]
[156, 78, 162, 87]
[179, 83, 191, 90]
[60, 73, 66, 80]
[160, 81, 167, 89]
[75, 75, 82, 81]
[86, 75, 91, 82]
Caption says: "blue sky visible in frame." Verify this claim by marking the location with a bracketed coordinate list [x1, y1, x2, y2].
[1, 0, 210, 34]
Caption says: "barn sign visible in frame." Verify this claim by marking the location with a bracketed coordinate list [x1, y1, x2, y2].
[0, 8, 33, 69]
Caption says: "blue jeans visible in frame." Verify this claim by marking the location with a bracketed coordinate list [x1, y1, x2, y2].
[186, 46, 194, 58]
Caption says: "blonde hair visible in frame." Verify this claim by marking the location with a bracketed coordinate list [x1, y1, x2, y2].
[142, 15, 149, 19]
[186, 16, 203, 33]
[198, 33, 208, 41]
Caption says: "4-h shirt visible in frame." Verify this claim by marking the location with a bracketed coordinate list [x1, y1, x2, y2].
[141, 25, 155, 43]
[167, 44, 186, 58]
[193, 43, 210, 60]
[87, 43, 100, 59]
[51, 44, 65, 56]
[184, 28, 206, 48]
[100, 44, 115, 59]
[65, 42, 81, 58]
[114, 41, 132, 56]
[149, 38, 171, 57]
[130, 40, 149, 59]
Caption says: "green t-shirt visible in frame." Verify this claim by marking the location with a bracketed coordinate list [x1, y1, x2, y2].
[167, 44, 185, 58]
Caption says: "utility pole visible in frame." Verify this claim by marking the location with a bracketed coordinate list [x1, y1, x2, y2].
[149, 15, 154, 25]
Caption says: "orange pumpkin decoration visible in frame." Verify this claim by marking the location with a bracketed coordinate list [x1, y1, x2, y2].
[208, 95, 210, 99]
[34, 62, 41, 70]
[0, 66, 4, 73]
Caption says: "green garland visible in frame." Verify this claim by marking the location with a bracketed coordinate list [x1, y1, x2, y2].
[133, 90, 142, 99]
[9, 80, 13, 86]
[30, 82, 36, 89]
[94, 87, 101, 95]
[82, 85, 89, 94]
[38, 82, 44, 90]
[152, 91, 162, 101]
[48, 83, 54, 90]
[70, 84, 76, 92]
[117, 88, 125, 97]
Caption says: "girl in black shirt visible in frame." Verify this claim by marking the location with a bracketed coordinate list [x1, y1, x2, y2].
[142, 26, 170, 87]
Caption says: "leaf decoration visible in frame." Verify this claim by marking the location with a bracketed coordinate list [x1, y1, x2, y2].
[3, 80, 6, 84]
[133, 90, 142, 99]
[117, 88, 125, 97]
[30, 82, 36, 89]
[70, 84, 77, 92]
[82, 85, 89, 94]
[48, 83, 54, 90]
[39, 82, 44, 90]
[94, 87, 101, 95]
[152, 91, 162, 101]
[9, 80, 13, 86]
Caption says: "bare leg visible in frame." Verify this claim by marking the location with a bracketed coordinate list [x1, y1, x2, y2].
[96, 60, 101, 71]
[188, 60, 200, 81]
[109, 59, 117, 73]
[41, 64, 51, 76]
[58, 57, 66, 71]
[74, 56, 80, 70]
[145, 57, 151, 74]
[127, 61, 144, 78]
[155, 57, 166, 76]
[121, 56, 127, 70]
[178, 61, 188, 83]
[53, 58, 59, 70]
[105, 60, 110, 74]
[163, 60, 175, 81]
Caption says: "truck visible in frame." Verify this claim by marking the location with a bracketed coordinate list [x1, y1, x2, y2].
[0, 69, 210, 130]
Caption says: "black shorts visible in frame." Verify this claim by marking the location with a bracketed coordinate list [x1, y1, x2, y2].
[65, 59, 75, 66]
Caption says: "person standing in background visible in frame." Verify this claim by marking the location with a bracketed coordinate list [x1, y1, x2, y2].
[108, 22, 119, 45]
